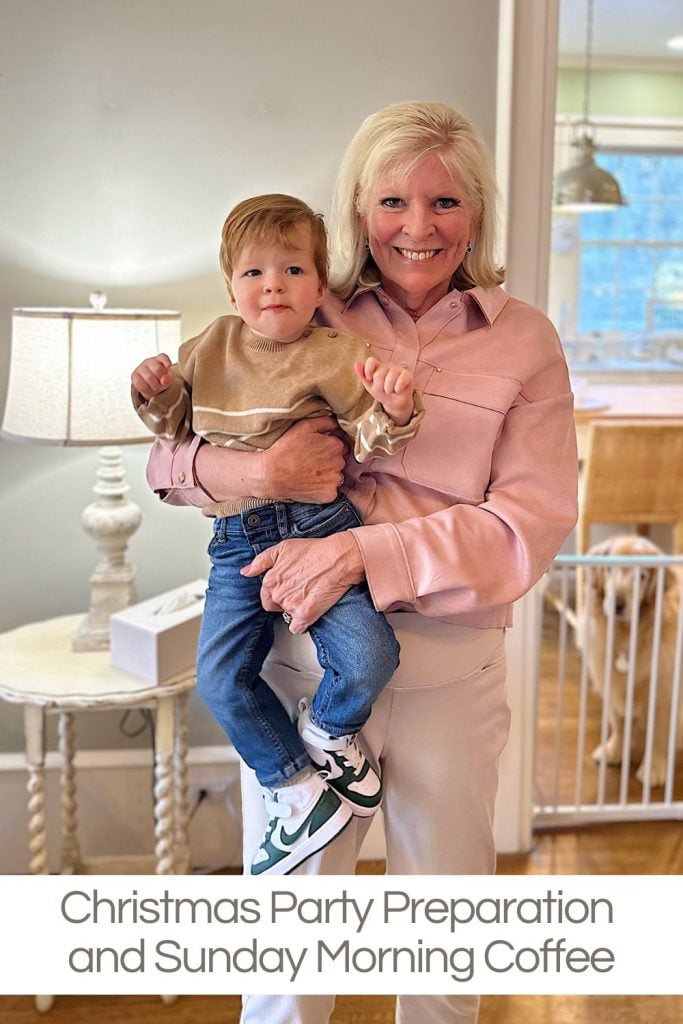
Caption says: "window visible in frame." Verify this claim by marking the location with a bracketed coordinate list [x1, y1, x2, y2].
[577, 152, 683, 336]
[549, 118, 683, 367]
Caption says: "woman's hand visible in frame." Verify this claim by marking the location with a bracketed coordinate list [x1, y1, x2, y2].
[195, 416, 348, 504]
[241, 531, 366, 633]
[264, 417, 349, 503]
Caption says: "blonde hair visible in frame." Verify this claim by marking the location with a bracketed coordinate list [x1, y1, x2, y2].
[219, 193, 328, 291]
[328, 101, 505, 298]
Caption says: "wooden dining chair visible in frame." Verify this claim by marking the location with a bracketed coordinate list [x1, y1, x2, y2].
[544, 418, 683, 640]
[577, 418, 683, 555]
[568, 418, 683, 638]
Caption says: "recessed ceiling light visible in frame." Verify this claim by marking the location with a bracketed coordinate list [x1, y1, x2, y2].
[666, 35, 683, 50]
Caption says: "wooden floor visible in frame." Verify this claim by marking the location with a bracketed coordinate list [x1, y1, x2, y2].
[2, 993, 681, 1024]
[2, 608, 681, 1024]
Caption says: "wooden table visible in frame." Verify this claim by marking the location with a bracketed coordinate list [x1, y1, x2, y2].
[0, 615, 196, 1011]
[573, 383, 683, 459]
[0, 614, 195, 879]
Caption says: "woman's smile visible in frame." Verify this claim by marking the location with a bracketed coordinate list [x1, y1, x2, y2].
[395, 248, 442, 261]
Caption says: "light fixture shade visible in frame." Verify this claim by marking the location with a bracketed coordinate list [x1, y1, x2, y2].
[553, 136, 626, 212]
[2, 306, 181, 445]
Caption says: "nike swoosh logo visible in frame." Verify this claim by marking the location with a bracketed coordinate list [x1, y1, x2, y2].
[280, 812, 318, 847]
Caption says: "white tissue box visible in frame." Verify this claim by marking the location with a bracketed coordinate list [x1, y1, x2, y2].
[109, 579, 207, 683]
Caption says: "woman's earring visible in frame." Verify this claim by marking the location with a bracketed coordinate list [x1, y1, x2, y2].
[466, 240, 473, 255]
[364, 238, 370, 250]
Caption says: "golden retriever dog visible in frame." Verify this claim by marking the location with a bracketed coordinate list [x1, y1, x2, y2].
[585, 535, 682, 787]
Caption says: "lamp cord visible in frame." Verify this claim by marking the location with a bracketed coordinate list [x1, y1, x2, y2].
[119, 708, 158, 819]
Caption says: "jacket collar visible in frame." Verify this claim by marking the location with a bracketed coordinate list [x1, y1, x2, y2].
[463, 285, 509, 326]
[342, 280, 508, 326]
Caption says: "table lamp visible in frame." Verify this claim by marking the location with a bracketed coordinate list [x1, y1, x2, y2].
[1, 293, 181, 651]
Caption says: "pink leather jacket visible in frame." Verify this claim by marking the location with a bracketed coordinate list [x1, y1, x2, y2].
[146, 284, 578, 627]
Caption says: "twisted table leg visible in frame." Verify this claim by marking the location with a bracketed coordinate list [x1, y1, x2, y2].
[24, 705, 55, 1013]
[24, 704, 48, 876]
[58, 712, 82, 873]
[173, 691, 191, 874]
[27, 768, 48, 876]
[154, 697, 175, 874]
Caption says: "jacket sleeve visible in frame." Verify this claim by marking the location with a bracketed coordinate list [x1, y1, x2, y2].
[145, 434, 215, 507]
[352, 353, 579, 616]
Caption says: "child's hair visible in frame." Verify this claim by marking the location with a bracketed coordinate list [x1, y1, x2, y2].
[219, 194, 329, 289]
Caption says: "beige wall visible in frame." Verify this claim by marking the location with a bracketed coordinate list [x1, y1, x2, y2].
[0, 0, 502, 753]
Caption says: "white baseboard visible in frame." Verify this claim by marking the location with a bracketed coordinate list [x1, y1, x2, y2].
[0, 746, 240, 875]
[0, 746, 387, 874]
[0, 736, 522, 875]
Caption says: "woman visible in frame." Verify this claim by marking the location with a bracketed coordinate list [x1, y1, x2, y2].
[146, 101, 578, 1023]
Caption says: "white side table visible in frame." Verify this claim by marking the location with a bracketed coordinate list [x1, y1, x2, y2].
[0, 615, 196, 1012]
[0, 614, 195, 878]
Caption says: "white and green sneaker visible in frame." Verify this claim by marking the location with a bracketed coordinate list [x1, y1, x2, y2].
[251, 773, 352, 876]
[297, 698, 383, 817]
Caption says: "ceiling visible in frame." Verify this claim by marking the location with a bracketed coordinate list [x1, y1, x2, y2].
[558, 0, 683, 60]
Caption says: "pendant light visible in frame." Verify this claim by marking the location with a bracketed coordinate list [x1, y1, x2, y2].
[553, 0, 626, 212]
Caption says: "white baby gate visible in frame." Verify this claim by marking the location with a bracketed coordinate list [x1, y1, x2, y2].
[535, 553, 683, 828]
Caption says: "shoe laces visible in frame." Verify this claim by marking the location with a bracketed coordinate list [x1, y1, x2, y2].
[329, 734, 363, 772]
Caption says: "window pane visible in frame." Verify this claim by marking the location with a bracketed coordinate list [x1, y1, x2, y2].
[655, 247, 683, 294]
[657, 203, 683, 243]
[578, 286, 616, 334]
[617, 154, 658, 198]
[659, 156, 683, 198]
[651, 303, 683, 333]
[621, 246, 655, 281]
[581, 245, 618, 284]
[616, 290, 648, 334]
[579, 209, 618, 241]
[619, 200, 655, 241]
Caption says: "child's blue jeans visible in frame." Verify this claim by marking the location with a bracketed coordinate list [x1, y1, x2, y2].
[196, 495, 400, 788]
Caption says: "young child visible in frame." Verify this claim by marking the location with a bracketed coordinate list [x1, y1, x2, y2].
[131, 194, 423, 875]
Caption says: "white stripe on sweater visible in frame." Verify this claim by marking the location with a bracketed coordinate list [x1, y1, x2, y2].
[193, 394, 325, 419]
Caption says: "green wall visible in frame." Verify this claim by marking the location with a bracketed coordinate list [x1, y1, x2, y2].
[557, 68, 683, 118]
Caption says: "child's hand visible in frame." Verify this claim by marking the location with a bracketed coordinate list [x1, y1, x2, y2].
[355, 357, 415, 426]
[131, 354, 174, 400]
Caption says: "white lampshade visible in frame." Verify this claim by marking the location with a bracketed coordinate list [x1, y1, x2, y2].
[2, 305, 181, 445]
[2, 298, 182, 652]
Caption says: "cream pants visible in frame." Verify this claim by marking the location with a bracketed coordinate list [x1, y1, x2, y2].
[240, 613, 510, 1024]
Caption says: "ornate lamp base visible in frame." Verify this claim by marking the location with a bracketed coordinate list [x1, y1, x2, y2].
[73, 446, 142, 652]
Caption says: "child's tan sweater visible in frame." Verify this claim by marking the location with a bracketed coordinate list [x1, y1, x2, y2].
[133, 315, 423, 516]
